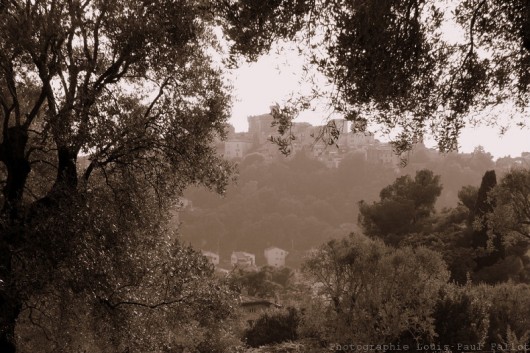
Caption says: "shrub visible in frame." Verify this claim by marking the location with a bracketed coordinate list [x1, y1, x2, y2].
[433, 285, 490, 350]
[243, 307, 300, 348]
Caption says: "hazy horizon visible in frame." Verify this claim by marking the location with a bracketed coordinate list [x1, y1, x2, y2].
[228, 46, 530, 160]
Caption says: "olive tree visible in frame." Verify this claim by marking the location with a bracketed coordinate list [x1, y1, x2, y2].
[302, 234, 449, 346]
[226, 1, 530, 152]
[0, 1, 301, 351]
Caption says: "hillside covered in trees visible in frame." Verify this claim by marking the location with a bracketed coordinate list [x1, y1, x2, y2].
[180, 154, 530, 352]
[180, 144, 502, 267]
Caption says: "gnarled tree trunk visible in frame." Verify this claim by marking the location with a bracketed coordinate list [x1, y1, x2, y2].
[0, 126, 31, 353]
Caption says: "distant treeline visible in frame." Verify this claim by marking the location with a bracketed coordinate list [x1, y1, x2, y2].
[180, 146, 499, 268]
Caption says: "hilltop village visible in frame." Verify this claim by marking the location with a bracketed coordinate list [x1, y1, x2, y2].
[176, 113, 530, 273]
[218, 113, 530, 168]
[219, 113, 401, 167]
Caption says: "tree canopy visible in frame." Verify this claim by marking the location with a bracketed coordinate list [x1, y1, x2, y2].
[226, 0, 530, 152]
[2, 1, 530, 351]
[358, 169, 442, 244]
[0, 1, 286, 351]
[302, 234, 449, 345]
[489, 168, 530, 241]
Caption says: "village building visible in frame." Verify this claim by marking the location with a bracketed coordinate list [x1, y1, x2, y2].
[201, 250, 220, 266]
[224, 139, 252, 159]
[264, 247, 289, 268]
[231, 251, 256, 268]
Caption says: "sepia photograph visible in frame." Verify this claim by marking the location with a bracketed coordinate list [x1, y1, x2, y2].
[1, 0, 530, 352]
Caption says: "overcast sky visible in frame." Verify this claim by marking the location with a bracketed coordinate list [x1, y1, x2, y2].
[226, 15, 530, 161]
[227, 53, 530, 160]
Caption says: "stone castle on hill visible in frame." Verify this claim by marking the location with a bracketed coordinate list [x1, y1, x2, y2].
[219, 113, 405, 167]
[216, 113, 530, 170]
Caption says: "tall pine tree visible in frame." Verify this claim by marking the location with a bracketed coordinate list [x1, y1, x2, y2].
[471, 171, 504, 269]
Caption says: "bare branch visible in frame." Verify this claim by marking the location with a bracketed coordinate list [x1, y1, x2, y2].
[24, 87, 47, 128]
[100, 296, 188, 310]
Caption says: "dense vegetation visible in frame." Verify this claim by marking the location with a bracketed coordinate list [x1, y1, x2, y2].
[182, 158, 530, 351]
[231, 166, 530, 352]
[181, 146, 497, 267]
[2, 0, 530, 352]
[236, 232, 530, 352]
[295, 235, 530, 352]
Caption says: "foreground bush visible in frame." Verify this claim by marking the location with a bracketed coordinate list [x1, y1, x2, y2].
[243, 307, 300, 348]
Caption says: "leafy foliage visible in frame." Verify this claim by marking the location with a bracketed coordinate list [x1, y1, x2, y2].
[0, 0, 285, 351]
[229, 266, 294, 298]
[299, 237, 530, 351]
[182, 151, 399, 265]
[470, 170, 504, 269]
[476, 283, 530, 348]
[458, 185, 479, 215]
[358, 169, 442, 245]
[219, 0, 311, 62]
[434, 283, 530, 351]
[302, 234, 449, 345]
[14, 184, 239, 353]
[433, 285, 490, 350]
[243, 307, 300, 348]
[489, 168, 530, 241]
[223, 1, 530, 152]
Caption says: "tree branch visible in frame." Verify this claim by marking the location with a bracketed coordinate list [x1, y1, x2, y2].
[24, 87, 47, 128]
[144, 78, 170, 120]
[100, 296, 188, 310]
